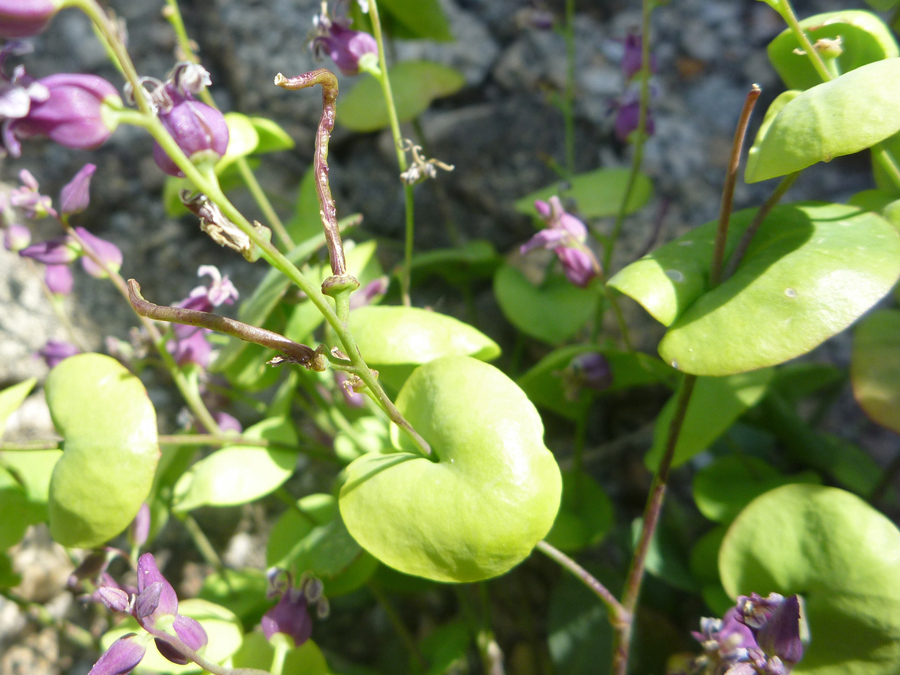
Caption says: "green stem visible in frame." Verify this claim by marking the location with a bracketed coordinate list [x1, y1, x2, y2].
[366, 1, 416, 306]
[179, 513, 225, 572]
[872, 145, 900, 192]
[563, 0, 576, 175]
[270, 637, 290, 675]
[778, 0, 833, 83]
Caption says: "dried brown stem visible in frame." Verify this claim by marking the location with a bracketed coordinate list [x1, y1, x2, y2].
[274, 69, 345, 276]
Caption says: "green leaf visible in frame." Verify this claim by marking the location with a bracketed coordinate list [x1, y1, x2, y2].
[645, 370, 773, 471]
[865, 0, 900, 10]
[851, 309, 900, 433]
[0, 377, 36, 438]
[420, 621, 470, 675]
[494, 264, 597, 345]
[199, 568, 270, 631]
[284, 166, 321, 244]
[349, 305, 500, 390]
[46, 354, 159, 548]
[544, 470, 613, 552]
[517, 344, 674, 420]
[231, 631, 331, 675]
[101, 599, 243, 674]
[0, 552, 21, 589]
[693, 455, 820, 523]
[769, 362, 843, 405]
[689, 526, 733, 615]
[172, 417, 297, 511]
[250, 115, 295, 154]
[267, 493, 377, 596]
[340, 356, 562, 582]
[611, 203, 900, 375]
[873, 131, 900, 197]
[410, 240, 500, 285]
[720, 484, 900, 675]
[515, 168, 653, 219]
[338, 61, 465, 132]
[745, 59, 900, 182]
[767, 11, 898, 91]
[0, 466, 32, 548]
[217, 112, 260, 170]
[0, 449, 60, 507]
[377, 0, 453, 41]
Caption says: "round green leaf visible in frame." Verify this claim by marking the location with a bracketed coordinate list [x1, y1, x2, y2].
[637, 203, 900, 375]
[515, 168, 653, 219]
[693, 455, 820, 523]
[46, 354, 159, 548]
[249, 115, 295, 154]
[745, 59, 900, 183]
[0, 377, 36, 438]
[172, 417, 297, 511]
[377, 0, 453, 41]
[349, 305, 500, 390]
[851, 309, 900, 433]
[494, 263, 597, 345]
[645, 370, 773, 471]
[339, 356, 562, 582]
[518, 344, 674, 419]
[689, 525, 734, 616]
[217, 112, 260, 170]
[338, 61, 465, 132]
[720, 484, 900, 675]
[101, 599, 243, 674]
[0, 467, 32, 548]
[544, 470, 613, 552]
[873, 131, 900, 197]
[767, 11, 899, 91]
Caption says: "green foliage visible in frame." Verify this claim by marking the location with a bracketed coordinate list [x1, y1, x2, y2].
[746, 59, 900, 182]
[515, 168, 654, 219]
[544, 469, 614, 552]
[721, 485, 900, 675]
[339, 356, 562, 582]
[46, 354, 159, 548]
[610, 203, 900, 375]
[851, 309, 900, 433]
[231, 632, 332, 675]
[0, 377, 36, 438]
[338, 61, 465, 132]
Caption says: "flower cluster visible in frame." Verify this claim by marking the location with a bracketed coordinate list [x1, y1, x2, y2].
[89, 553, 209, 675]
[262, 569, 329, 649]
[677, 593, 807, 675]
[520, 196, 598, 287]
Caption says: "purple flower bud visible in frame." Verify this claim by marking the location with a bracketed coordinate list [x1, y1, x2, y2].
[168, 328, 212, 368]
[20, 236, 79, 264]
[566, 353, 613, 394]
[154, 615, 209, 665]
[621, 33, 656, 81]
[3, 222, 31, 251]
[87, 633, 147, 675]
[614, 99, 655, 143]
[38, 339, 80, 367]
[44, 264, 73, 295]
[12, 74, 121, 150]
[314, 24, 378, 76]
[555, 246, 597, 287]
[75, 227, 122, 278]
[262, 586, 313, 648]
[11, 170, 55, 218]
[152, 85, 229, 177]
[136, 553, 178, 625]
[0, 0, 61, 39]
[98, 586, 131, 613]
[128, 503, 151, 549]
[212, 411, 242, 434]
[60, 163, 96, 216]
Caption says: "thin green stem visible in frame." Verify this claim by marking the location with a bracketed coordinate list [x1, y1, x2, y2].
[562, 0, 576, 175]
[603, 0, 653, 273]
[612, 374, 696, 675]
[179, 513, 225, 572]
[778, 0, 832, 83]
[366, 1, 416, 306]
[873, 145, 900, 191]
[536, 540, 628, 627]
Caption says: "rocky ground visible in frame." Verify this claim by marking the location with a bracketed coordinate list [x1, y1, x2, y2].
[0, 0, 889, 673]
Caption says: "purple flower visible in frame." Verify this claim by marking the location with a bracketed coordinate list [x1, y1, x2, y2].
[166, 266, 238, 368]
[38, 339, 80, 367]
[621, 33, 656, 81]
[262, 571, 319, 648]
[613, 98, 655, 143]
[128, 503, 151, 549]
[309, 4, 378, 76]
[75, 226, 122, 278]
[335, 370, 365, 408]
[19, 235, 79, 265]
[87, 634, 147, 675]
[738, 593, 806, 667]
[10, 169, 55, 218]
[520, 196, 598, 288]
[60, 163, 96, 216]
[212, 411, 242, 434]
[561, 352, 613, 400]
[349, 275, 388, 310]
[44, 264, 73, 295]
[0, 0, 61, 39]
[152, 84, 229, 177]
[168, 328, 212, 369]
[11, 73, 121, 151]
[3, 222, 31, 251]
[135, 553, 179, 624]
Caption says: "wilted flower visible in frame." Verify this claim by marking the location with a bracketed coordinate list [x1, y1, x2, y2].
[0, 0, 62, 39]
[37, 339, 80, 367]
[59, 164, 96, 216]
[520, 196, 598, 287]
[11, 73, 121, 152]
[309, 1, 378, 76]
[152, 84, 228, 177]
